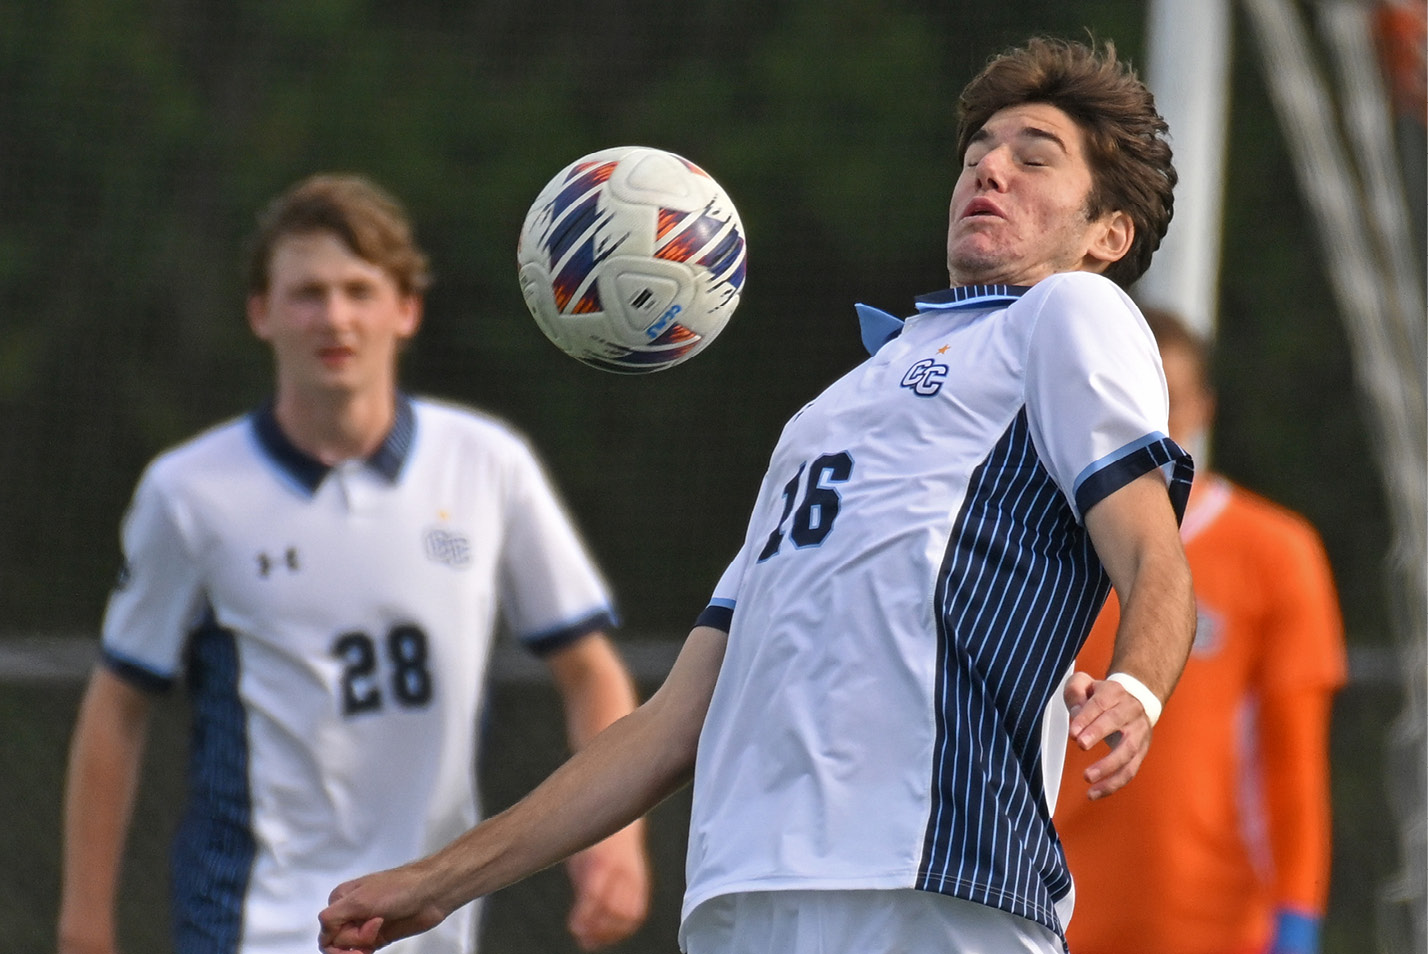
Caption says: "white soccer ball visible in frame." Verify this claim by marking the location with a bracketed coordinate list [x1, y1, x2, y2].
[517, 146, 747, 373]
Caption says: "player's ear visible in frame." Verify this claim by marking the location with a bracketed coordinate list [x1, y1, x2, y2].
[247, 293, 273, 341]
[397, 294, 423, 340]
[1085, 210, 1134, 270]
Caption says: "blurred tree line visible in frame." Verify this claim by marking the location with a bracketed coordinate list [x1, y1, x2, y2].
[0, 0, 1393, 645]
[0, 1, 1412, 948]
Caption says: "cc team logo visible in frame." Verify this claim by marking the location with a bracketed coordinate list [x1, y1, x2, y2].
[425, 527, 472, 569]
[901, 358, 948, 397]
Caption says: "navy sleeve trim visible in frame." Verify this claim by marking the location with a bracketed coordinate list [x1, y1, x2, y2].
[101, 648, 175, 694]
[524, 609, 619, 657]
[1074, 436, 1194, 524]
[694, 603, 734, 632]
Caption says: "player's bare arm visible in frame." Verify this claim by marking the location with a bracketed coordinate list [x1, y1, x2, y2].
[1068, 468, 1194, 799]
[318, 625, 728, 953]
[57, 668, 155, 954]
[544, 633, 651, 950]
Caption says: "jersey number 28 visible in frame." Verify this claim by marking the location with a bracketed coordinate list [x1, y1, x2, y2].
[333, 624, 434, 716]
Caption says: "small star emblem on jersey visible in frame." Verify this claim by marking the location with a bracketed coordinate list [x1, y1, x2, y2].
[937, 344, 950, 354]
[256, 547, 301, 578]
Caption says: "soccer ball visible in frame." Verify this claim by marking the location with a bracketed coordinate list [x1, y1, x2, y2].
[517, 146, 747, 374]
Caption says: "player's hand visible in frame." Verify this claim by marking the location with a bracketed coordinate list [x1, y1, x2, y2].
[563, 822, 651, 950]
[318, 863, 447, 953]
[1064, 671, 1154, 800]
[1269, 908, 1322, 954]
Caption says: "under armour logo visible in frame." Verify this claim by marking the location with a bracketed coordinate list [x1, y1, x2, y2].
[257, 547, 300, 578]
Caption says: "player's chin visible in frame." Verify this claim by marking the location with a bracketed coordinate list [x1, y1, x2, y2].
[946, 242, 1006, 285]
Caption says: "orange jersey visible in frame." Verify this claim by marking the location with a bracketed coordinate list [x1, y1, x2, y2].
[1055, 476, 1346, 954]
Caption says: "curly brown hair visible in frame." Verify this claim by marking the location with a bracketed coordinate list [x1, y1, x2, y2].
[246, 174, 432, 297]
[957, 37, 1176, 288]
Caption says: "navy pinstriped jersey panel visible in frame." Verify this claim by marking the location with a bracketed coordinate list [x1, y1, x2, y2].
[918, 409, 1111, 937]
[171, 615, 254, 954]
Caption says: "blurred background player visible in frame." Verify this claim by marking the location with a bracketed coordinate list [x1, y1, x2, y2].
[1055, 306, 1347, 954]
[56, 174, 650, 954]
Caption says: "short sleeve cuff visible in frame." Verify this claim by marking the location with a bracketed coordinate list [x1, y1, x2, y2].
[695, 600, 735, 633]
[1073, 434, 1193, 523]
[523, 609, 619, 657]
[101, 648, 176, 694]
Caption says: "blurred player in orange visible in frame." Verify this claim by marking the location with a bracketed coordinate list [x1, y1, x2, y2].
[1055, 307, 1347, 954]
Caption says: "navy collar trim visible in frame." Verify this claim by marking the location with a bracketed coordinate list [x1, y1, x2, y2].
[251, 393, 416, 494]
[913, 283, 1032, 311]
[855, 284, 1031, 356]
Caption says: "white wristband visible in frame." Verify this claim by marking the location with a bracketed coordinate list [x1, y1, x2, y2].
[1107, 672, 1163, 727]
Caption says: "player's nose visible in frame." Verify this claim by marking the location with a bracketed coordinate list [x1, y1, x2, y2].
[314, 289, 358, 331]
[971, 145, 1012, 191]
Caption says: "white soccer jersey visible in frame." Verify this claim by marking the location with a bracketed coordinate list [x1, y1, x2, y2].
[682, 273, 1192, 945]
[102, 394, 617, 954]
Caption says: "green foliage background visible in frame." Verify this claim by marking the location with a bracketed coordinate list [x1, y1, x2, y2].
[0, 1, 1415, 951]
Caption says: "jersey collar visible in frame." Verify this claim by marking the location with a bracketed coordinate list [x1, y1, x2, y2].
[252, 392, 416, 494]
[854, 284, 1030, 355]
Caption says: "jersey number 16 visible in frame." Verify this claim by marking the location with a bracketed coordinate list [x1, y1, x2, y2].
[757, 451, 854, 562]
